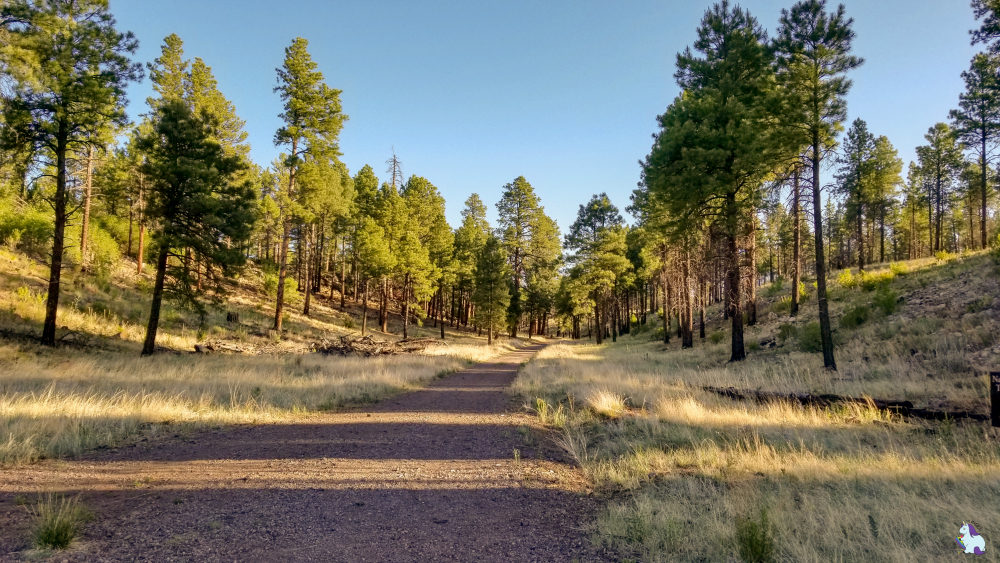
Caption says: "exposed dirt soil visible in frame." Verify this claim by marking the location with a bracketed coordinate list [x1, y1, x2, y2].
[0, 343, 610, 562]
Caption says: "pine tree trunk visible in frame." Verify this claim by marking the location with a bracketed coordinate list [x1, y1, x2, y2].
[303, 225, 312, 316]
[141, 246, 170, 356]
[791, 167, 801, 316]
[681, 249, 693, 349]
[41, 128, 70, 346]
[812, 141, 836, 370]
[402, 274, 410, 339]
[380, 277, 388, 332]
[273, 140, 296, 333]
[137, 177, 146, 274]
[981, 139, 989, 249]
[747, 217, 757, 326]
[273, 217, 291, 332]
[340, 237, 347, 309]
[362, 279, 369, 336]
[726, 229, 745, 362]
[80, 145, 95, 271]
[661, 275, 669, 344]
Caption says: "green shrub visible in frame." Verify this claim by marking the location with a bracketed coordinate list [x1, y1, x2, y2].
[777, 323, 797, 342]
[735, 507, 775, 563]
[264, 273, 299, 301]
[797, 322, 823, 353]
[709, 330, 725, 344]
[874, 288, 899, 315]
[29, 494, 91, 550]
[0, 199, 53, 254]
[840, 305, 869, 328]
[935, 250, 955, 262]
[837, 269, 857, 289]
[797, 281, 808, 300]
[889, 262, 909, 276]
[858, 270, 893, 291]
[64, 223, 121, 276]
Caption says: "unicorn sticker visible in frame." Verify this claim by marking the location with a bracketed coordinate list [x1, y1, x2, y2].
[956, 523, 987, 555]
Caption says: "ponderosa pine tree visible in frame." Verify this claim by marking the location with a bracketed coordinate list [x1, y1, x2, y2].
[644, 2, 781, 361]
[916, 123, 964, 252]
[773, 0, 862, 370]
[836, 118, 875, 270]
[950, 53, 1000, 249]
[473, 235, 511, 344]
[565, 193, 625, 344]
[453, 194, 490, 328]
[0, 0, 141, 346]
[137, 100, 255, 355]
[496, 176, 538, 336]
[272, 37, 346, 332]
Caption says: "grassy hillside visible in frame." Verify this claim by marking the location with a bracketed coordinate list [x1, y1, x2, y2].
[514, 251, 1000, 561]
[0, 248, 517, 465]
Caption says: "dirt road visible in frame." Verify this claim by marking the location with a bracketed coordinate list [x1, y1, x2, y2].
[0, 343, 608, 561]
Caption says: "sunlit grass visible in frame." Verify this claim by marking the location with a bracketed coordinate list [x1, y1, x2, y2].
[0, 338, 515, 465]
[515, 252, 1000, 561]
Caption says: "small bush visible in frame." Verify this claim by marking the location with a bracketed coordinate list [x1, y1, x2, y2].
[797, 322, 823, 353]
[837, 269, 857, 289]
[797, 281, 809, 301]
[858, 270, 893, 291]
[935, 250, 955, 262]
[342, 316, 355, 329]
[777, 323, 797, 341]
[840, 305, 869, 328]
[889, 262, 909, 276]
[29, 494, 91, 550]
[709, 330, 725, 344]
[735, 507, 775, 563]
[874, 288, 899, 315]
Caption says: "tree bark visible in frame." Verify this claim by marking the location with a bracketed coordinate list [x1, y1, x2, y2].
[141, 246, 170, 356]
[41, 127, 69, 346]
[791, 166, 801, 316]
[812, 139, 837, 370]
[361, 279, 368, 336]
[80, 145, 95, 271]
[273, 139, 296, 333]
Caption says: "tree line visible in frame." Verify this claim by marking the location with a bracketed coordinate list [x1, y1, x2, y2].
[0, 1, 565, 353]
[628, 0, 1000, 369]
[1, 0, 997, 363]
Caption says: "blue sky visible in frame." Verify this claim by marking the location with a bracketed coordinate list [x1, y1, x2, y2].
[111, 0, 979, 233]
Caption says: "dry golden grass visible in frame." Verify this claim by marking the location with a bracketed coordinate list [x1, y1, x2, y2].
[0, 338, 520, 465]
[515, 253, 1000, 561]
[0, 248, 521, 466]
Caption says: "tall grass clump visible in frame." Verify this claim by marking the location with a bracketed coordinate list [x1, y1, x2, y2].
[735, 508, 775, 563]
[28, 494, 91, 550]
[873, 288, 899, 315]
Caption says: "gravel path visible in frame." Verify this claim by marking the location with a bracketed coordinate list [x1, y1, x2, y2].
[0, 343, 608, 562]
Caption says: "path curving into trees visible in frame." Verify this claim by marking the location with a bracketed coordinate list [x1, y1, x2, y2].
[0, 343, 610, 561]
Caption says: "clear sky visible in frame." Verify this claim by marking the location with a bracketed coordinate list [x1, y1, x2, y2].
[110, 0, 979, 234]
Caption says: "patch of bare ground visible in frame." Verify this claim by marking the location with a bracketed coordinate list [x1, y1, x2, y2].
[0, 344, 609, 561]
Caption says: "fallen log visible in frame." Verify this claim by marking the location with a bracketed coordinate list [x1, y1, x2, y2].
[313, 335, 440, 356]
[702, 385, 990, 423]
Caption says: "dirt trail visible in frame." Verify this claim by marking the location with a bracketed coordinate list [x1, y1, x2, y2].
[0, 343, 608, 562]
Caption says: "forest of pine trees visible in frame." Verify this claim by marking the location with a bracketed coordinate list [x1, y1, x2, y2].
[1, 0, 999, 362]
